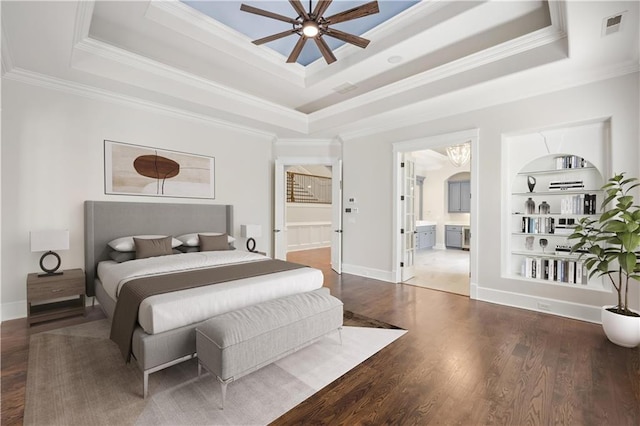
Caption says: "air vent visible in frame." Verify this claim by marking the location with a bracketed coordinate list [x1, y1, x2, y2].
[332, 82, 358, 94]
[602, 12, 625, 36]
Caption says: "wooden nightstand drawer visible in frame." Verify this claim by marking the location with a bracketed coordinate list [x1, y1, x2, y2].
[27, 276, 84, 300]
[26, 268, 86, 325]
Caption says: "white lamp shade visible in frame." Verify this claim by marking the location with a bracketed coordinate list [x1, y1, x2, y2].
[30, 230, 70, 252]
[240, 224, 262, 239]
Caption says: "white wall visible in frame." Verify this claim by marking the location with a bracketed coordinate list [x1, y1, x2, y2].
[1, 79, 274, 320]
[342, 72, 640, 321]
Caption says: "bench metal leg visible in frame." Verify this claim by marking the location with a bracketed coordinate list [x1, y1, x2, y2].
[217, 377, 232, 410]
[143, 371, 149, 399]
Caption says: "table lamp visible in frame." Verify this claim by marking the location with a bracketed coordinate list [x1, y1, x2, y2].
[30, 229, 69, 277]
[240, 224, 262, 253]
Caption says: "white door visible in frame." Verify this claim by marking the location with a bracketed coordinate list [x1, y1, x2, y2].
[331, 159, 343, 274]
[274, 159, 287, 260]
[401, 155, 416, 281]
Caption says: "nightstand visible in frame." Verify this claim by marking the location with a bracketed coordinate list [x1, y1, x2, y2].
[26, 268, 86, 326]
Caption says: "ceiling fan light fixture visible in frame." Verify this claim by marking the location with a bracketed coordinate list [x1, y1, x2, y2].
[241, 0, 379, 64]
[302, 21, 319, 37]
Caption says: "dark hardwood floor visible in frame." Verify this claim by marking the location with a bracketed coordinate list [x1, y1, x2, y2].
[2, 247, 639, 425]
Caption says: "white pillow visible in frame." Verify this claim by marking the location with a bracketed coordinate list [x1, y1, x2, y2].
[176, 232, 235, 247]
[108, 235, 182, 252]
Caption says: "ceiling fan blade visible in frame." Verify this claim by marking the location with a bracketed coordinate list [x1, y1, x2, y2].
[312, 0, 332, 19]
[324, 28, 370, 49]
[324, 1, 379, 25]
[288, 0, 310, 20]
[240, 4, 298, 24]
[252, 29, 298, 45]
[287, 36, 307, 63]
[314, 36, 337, 64]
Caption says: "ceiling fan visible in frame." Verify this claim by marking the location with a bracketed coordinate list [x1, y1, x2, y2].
[240, 0, 380, 64]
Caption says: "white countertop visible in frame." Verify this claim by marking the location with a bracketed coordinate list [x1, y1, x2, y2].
[415, 221, 436, 226]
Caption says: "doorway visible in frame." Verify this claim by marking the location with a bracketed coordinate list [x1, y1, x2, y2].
[392, 130, 479, 299]
[406, 162, 470, 296]
[274, 158, 342, 273]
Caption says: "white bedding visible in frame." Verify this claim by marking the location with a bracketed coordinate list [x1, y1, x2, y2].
[97, 251, 324, 334]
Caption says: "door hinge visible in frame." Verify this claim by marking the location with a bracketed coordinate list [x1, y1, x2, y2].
[400, 228, 405, 234]
[400, 195, 405, 201]
[400, 262, 404, 267]
[400, 162, 405, 168]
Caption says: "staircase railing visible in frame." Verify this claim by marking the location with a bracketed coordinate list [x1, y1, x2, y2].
[287, 172, 332, 204]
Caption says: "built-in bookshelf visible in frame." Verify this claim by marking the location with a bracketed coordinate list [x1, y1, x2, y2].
[508, 153, 605, 289]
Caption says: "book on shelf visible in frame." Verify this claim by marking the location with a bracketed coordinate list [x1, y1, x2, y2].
[521, 216, 555, 234]
[549, 180, 585, 191]
[521, 257, 586, 285]
[555, 155, 588, 169]
[575, 260, 584, 284]
[568, 260, 575, 284]
[560, 195, 596, 214]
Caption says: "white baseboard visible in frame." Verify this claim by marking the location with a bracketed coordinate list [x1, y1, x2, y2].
[341, 263, 395, 283]
[475, 286, 602, 324]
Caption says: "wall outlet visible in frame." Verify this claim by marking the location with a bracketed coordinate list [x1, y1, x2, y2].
[537, 302, 551, 311]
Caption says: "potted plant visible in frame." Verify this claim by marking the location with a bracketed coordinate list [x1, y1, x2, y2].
[569, 173, 640, 348]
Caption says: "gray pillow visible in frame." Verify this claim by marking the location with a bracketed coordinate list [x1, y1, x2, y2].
[109, 250, 136, 263]
[134, 236, 173, 259]
[199, 234, 231, 251]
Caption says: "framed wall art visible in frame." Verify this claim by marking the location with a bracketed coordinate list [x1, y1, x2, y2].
[104, 140, 215, 199]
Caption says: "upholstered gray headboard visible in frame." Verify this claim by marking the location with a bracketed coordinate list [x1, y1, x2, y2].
[84, 201, 233, 297]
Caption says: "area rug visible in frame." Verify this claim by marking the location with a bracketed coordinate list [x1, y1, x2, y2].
[24, 313, 406, 425]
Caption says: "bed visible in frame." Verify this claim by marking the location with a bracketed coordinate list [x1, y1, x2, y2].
[84, 201, 324, 397]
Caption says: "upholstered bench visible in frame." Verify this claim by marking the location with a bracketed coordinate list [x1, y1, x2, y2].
[195, 287, 343, 408]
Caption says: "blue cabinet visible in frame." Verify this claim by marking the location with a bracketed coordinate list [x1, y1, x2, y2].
[416, 225, 435, 249]
[448, 180, 470, 213]
[445, 225, 463, 248]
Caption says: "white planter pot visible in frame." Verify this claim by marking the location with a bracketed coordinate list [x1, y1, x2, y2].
[601, 306, 640, 348]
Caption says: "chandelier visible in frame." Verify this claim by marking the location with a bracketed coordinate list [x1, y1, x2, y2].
[446, 142, 471, 167]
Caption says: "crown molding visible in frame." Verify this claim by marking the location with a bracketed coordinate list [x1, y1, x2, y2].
[1, 26, 15, 76]
[338, 61, 639, 142]
[71, 0, 94, 46]
[73, 37, 303, 118]
[144, 0, 305, 87]
[310, 25, 568, 124]
[71, 37, 308, 133]
[2, 67, 276, 140]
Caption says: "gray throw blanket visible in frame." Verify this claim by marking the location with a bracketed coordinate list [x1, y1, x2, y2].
[110, 259, 306, 362]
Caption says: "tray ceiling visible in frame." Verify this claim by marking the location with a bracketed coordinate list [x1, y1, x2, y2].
[2, 1, 638, 139]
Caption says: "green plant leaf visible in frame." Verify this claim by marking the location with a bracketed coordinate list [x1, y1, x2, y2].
[604, 221, 627, 233]
[599, 209, 620, 221]
[602, 194, 617, 208]
[620, 252, 637, 273]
